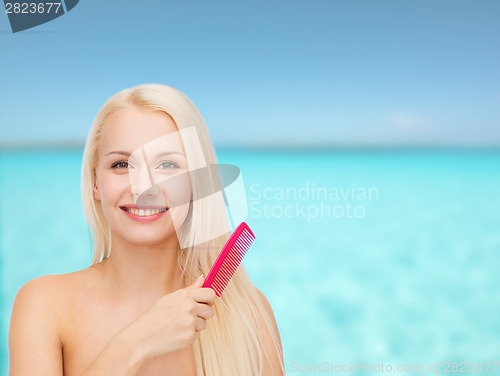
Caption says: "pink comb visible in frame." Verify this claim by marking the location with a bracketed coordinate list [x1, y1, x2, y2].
[202, 222, 255, 297]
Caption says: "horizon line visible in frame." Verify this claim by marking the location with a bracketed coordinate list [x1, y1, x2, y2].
[1, 141, 500, 152]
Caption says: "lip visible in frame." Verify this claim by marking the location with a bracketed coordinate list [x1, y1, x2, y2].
[119, 205, 169, 223]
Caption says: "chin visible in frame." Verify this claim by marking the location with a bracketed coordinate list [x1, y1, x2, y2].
[124, 228, 178, 248]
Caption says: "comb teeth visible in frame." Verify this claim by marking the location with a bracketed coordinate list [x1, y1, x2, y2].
[202, 222, 255, 297]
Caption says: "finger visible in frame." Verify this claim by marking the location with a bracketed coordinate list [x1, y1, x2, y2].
[190, 288, 216, 305]
[187, 274, 205, 289]
[195, 317, 207, 332]
[195, 303, 215, 320]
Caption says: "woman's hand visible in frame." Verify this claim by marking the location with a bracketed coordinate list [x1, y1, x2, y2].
[121, 274, 216, 359]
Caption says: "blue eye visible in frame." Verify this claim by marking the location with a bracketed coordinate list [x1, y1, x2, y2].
[111, 161, 129, 169]
[158, 161, 178, 169]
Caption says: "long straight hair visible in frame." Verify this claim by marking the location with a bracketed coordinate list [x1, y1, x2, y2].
[81, 84, 284, 375]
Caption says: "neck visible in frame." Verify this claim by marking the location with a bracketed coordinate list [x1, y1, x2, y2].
[94, 233, 185, 305]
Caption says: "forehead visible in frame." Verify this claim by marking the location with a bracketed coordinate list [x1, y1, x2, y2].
[99, 106, 180, 155]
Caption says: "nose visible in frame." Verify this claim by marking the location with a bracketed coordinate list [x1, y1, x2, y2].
[136, 184, 164, 207]
[130, 164, 157, 199]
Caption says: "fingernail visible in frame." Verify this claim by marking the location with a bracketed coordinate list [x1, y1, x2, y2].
[197, 274, 204, 279]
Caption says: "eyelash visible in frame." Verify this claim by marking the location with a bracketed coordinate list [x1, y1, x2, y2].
[111, 160, 179, 169]
[111, 160, 129, 169]
[158, 161, 179, 169]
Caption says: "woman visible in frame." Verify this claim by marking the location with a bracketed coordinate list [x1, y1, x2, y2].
[9, 84, 284, 375]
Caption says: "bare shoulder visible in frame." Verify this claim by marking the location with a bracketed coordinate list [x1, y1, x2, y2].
[13, 268, 98, 324]
[9, 269, 93, 375]
[13, 269, 91, 312]
[12, 274, 69, 326]
[15, 273, 71, 300]
[255, 288, 285, 376]
[255, 288, 276, 316]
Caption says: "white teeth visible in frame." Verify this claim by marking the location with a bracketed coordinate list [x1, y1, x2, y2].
[126, 208, 166, 217]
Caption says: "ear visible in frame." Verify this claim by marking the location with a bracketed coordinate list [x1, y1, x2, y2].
[93, 182, 101, 201]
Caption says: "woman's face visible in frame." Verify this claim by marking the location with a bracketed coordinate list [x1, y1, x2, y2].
[93, 106, 192, 248]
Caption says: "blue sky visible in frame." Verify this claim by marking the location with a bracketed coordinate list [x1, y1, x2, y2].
[0, 0, 499, 147]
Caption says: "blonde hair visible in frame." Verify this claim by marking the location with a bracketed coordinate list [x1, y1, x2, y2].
[81, 84, 284, 375]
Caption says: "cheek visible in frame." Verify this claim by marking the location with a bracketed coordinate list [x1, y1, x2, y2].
[161, 173, 192, 208]
[97, 172, 131, 205]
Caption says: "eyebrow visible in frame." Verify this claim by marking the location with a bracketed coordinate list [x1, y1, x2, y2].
[105, 151, 185, 157]
[105, 151, 130, 157]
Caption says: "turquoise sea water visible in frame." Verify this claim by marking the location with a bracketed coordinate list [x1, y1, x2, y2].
[1, 149, 500, 375]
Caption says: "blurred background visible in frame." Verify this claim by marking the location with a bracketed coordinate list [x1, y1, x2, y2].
[1, 0, 499, 374]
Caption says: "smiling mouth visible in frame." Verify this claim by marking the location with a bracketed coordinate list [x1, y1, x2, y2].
[119, 206, 169, 217]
